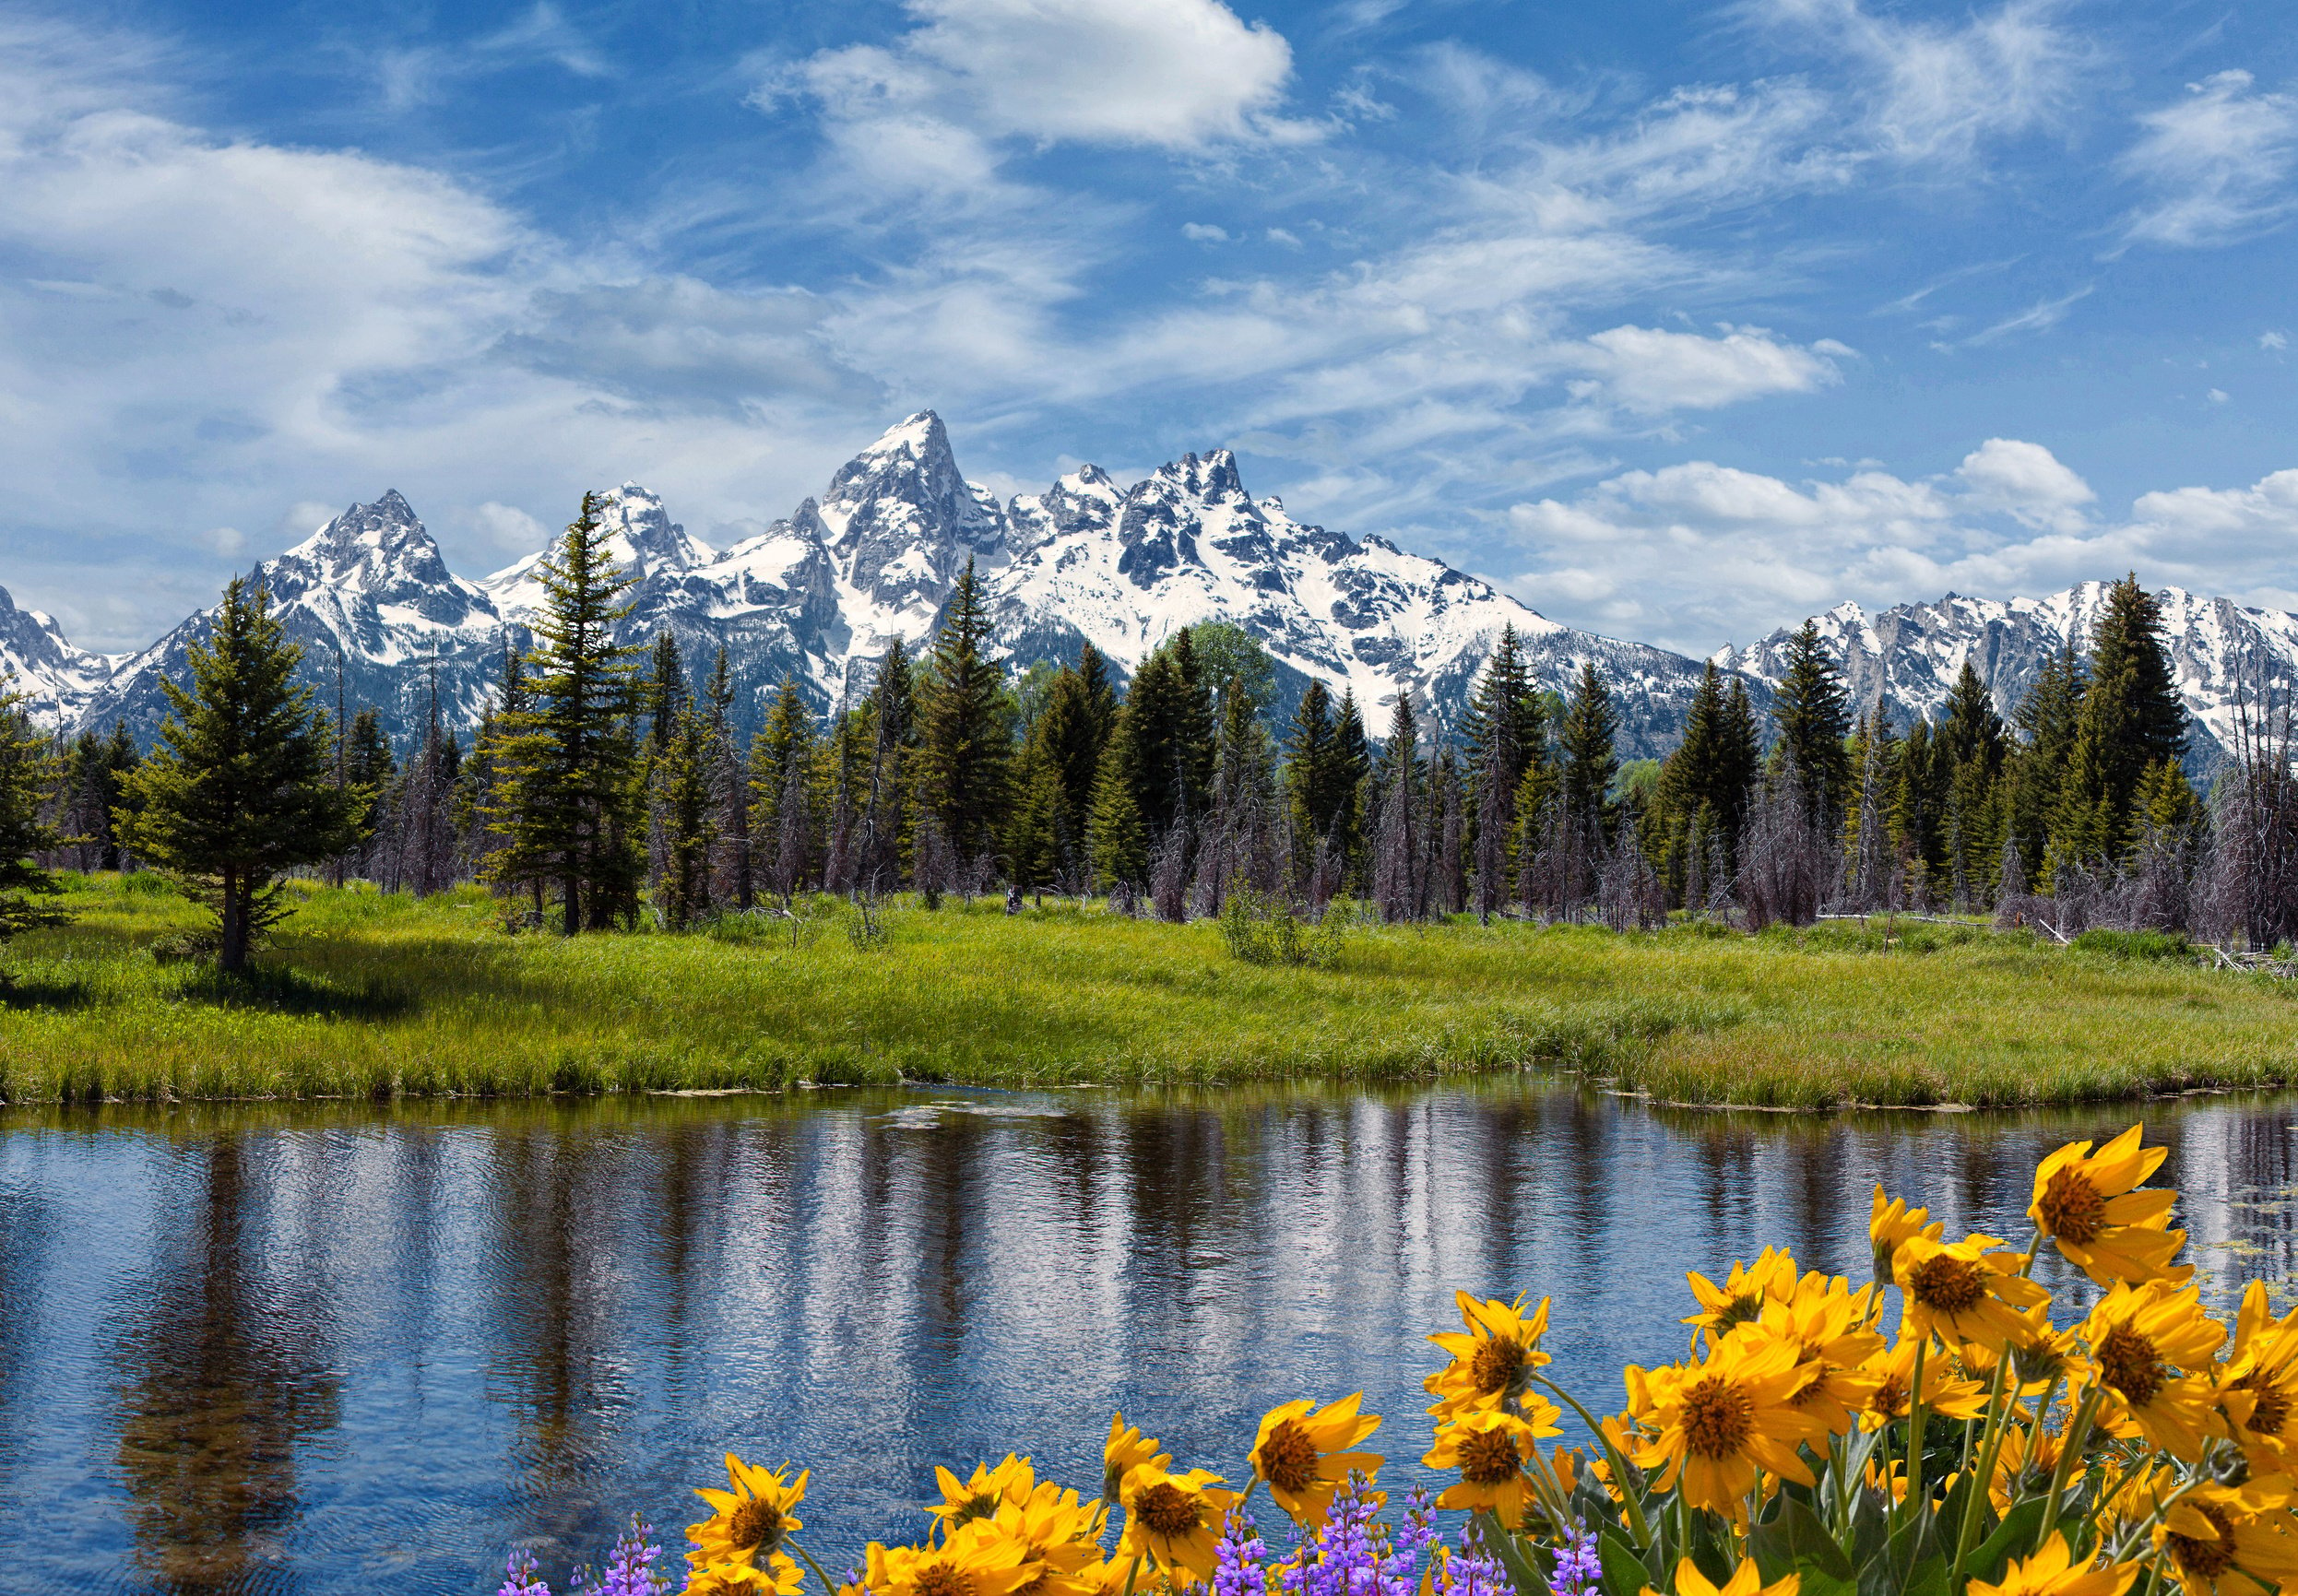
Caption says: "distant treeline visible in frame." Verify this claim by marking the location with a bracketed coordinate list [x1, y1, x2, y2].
[11, 492, 2298, 964]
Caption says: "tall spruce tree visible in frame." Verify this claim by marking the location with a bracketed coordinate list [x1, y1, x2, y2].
[0, 680, 66, 944]
[1033, 663, 1107, 835]
[1086, 704, 1148, 891]
[1330, 688, 1372, 885]
[117, 579, 357, 970]
[750, 677, 820, 897]
[1285, 679, 1340, 845]
[1770, 621, 1852, 821]
[1558, 662, 1618, 827]
[2056, 574, 2187, 860]
[917, 558, 1011, 862]
[2009, 644, 2086, 878]
[482, 492, 644, 933]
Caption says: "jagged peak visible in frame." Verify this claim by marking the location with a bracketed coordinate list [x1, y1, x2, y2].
[1146, 448, 1248, 502]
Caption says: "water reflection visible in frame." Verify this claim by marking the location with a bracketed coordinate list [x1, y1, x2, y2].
[0, 1083, 2292, 1594]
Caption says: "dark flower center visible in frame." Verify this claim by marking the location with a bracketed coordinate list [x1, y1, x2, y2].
[949, 1492, 1001, 1530]
[1472, 1337, 1525, 1396]
[1255, 1421, 1320, 1496]
[1908, 1255, 1986, 1315]
[1681, 1375, 1754, 1459]
[918, 1563, 977, 1596]
[1458, 1428, 1522, 1487]
[1134, 1482, 1202, 1540]
[2235, 1370, 2293, 1438]
[2166, 1506, 2237, 1581]
[2097, 1324, 2165, 1406]
[731, 1498, 785, 1554]
[1870, 1376, 1909, 1420]
[2038, 1168, 2107, 1246]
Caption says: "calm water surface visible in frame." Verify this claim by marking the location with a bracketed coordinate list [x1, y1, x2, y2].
[2, 1081, 2295, 1595]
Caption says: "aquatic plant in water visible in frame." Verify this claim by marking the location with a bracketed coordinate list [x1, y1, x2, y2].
[508, 1123, 2298, 1596]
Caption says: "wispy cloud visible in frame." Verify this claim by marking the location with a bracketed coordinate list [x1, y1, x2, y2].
[2117, 70, 2298, 247]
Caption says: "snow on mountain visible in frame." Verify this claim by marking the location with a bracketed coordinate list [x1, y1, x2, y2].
[85, 491, 509, 746]
[480, 482, 714, 620]
[0, 585, 117, 729]
[1716, 582, 2298, 770]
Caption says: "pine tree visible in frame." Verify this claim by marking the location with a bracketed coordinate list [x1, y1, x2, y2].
[1006, 732, 1068, 892]
[2056, 575, 2188, 861]
[0, 680, 66, 944]
[2008, 644, 2086, 880]
[643, 631, 686, 756]
[701, 648, 752, 911]
[1125, 635, 1216, 842]
[917, 557, 1011, 864]
[1372, 690, 1421, 920]
[1654, 663, 1726, 897]
[1033, 663, 1107, 838]
[751, 677, 819, 899]
[101, 721, 142, 870]
[1086, 705, 1148, 892]
[1332, 689, 1372, 889]
[116, 578, 358, 970]
[1770, 621, 1851, 822]
[1284, 678, 1337, 841]
[1558, 662, 1618, 828]
[857, 640, 917, 896]
[482, 492, 644, 933]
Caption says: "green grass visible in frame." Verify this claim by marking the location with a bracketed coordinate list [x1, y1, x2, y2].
[3, 875, 2296, 1109]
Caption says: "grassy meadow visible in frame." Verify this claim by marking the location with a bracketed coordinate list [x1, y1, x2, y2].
[1, 872, 2296, 1109]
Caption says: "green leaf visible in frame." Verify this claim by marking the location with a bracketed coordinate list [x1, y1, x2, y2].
[1963, 1497, 2050, 1586]
[1598, 1527, 1652, 1596]
[1750, 1496, 1857, 1585]
[1484, 1519, 1552, 1596]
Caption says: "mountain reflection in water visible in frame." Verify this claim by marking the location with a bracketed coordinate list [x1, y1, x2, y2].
[0, 1082, 2292, 1595]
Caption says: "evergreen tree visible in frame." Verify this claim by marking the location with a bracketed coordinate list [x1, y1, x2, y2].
[701, 648, 752, 911]
[1372, 690, 1420, 920]
[1006, 731, 1068, 892]
[1076, 642, 1117, 748]
[1125, 633, 1216, 840]
[857, 640, 918, 895]
[1285, 678, 1340, 869]
[101, 721, 142, 870]
[2008, 644, 2087, 879]
[750, 676, 820, 896]
[1033, 663, 1108, 835]
[0, 680, 66, 943]
[917, 557, 1012, 863]
[1460, 624, 1545, 790]
[643, 631, 686, 756]
[653, 692, 717, 928]
[2056, 574, 2188, 860]
[1558, 662, 1618, 827]
[482, 492, 644, 933]
[1331, 689, 1372, 887]
[1769, 621, 1852, 821]
[1654, 663, 1729, 894]
[1086, 705, 1148, 891]
[116, 578, 358, 970]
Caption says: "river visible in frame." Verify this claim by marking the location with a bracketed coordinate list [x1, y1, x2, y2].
[0, 1082, 2291, 1594]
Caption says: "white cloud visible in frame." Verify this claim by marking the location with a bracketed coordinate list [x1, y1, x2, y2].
[1181, 222, 1230, 242]
[2118, 71, 2298, 247]
[1571, 324, 1842, 412]
[1960, 284, 2091, 346]
[1756, 0, 2086, 166]
[1498, 446, 2298, 650]
[1955, 437, 2093, 529]
[2264, 331, 2290, 351]
[2210, 387, 2232, 404]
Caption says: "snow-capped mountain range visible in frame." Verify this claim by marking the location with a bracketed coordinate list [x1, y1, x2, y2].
[1714, 585, 2298, 771]
[6, 409, 2295, 770]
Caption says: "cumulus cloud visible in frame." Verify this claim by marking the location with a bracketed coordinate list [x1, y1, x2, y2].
[1497, 443, 2298, 651]
[1570, 325, 1842, 412]
[2118, 71, 2298, 247]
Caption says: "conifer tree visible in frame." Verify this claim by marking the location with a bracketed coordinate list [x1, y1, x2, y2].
[644, 631, 686, 756]
[750, 677, 819, 896]
[2056, 575, 2187, 861]
[1558, 662, 1618, 828]
[2008, 644, 2086, 879]
[1125, 635, 1216, 842]
[701, 648, 752, 911]
[482, 492, 644, 933]
[1331, 689, 1372, 887]
[117, 578, 358, 970]
[858, 640, 917, 895]
[1654, 663, 1729, 895]
[0, 681, 66, 944]
[1770, 621, 1851, 821]
[1006, 732, 1068, 892]
[1033, 663, 1107, 835]
[1086, 705, 1148, 891]
[917, 557, 1011, 863]
[1372, 690, 1421, 920]
[1285, 678, 1338, 840]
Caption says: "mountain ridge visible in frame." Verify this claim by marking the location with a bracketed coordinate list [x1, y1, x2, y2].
[14, 410, 2296, 770]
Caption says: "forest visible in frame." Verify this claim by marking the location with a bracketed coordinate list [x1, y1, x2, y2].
[6, 494, 2294, 967]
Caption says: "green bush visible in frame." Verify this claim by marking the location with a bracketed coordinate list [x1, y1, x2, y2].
[2071, 928, 2192, 961]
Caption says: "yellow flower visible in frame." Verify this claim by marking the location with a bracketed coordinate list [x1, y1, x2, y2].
[1857, 1335, 1990, 1429]
[1629, 1327, 1830, 1522]
[686, 1555, 807, 1596]
[1965, 1533, 2138, 1596]
[993, 1480, 1108, 1596]
[1102, 1413, 1170, 1502]
[1248, 1394, 1383, 1527]
[931, 1457, 1038, 1540]
[1424, 1403, 1561, 1529]
[2076, 1280, 2225, 1461]
[1639, 1555, 1799, 1596]
[1758, 1280, 1885, 1435]
[867, 1521, 1038, 1596]
[1871, 1186, 1943, 1285]
[2218, 1280, 2298, 1474]
[1116, 1465, 1235, 1587]
[2150, 1479, 2298, 1596]
[1988, 1419, 2065, 1515]
[688, 1456, 809, 1579]
[1683, 1247, 1798, 1350]
[1894, 1234, 2051, 1353]
[1424, 1292, 1553, 1419]
[2030, 1124, 2192, 1287]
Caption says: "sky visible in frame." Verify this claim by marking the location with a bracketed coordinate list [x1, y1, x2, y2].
[2, 0, 2296, 657]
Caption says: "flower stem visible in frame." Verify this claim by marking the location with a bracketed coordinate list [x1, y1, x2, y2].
[788, 1538, 842, 1596]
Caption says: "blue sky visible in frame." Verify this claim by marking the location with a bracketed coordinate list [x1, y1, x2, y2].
[3, 0, 2295, 656]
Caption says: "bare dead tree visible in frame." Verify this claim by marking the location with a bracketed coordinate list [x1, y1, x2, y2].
[1737, 765, 1830, 929]
[2197, 683, 2298, 949]
[1597, 810, 1664, 930]
[1150, 823, 1191, 923]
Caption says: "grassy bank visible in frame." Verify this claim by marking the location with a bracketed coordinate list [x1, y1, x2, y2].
[1, 874, 2295, 1109]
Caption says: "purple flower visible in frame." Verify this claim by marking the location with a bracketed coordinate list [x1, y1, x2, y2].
[501, 1547, 553, 1596]
[1549, 1524, 1601, 1596]
[573, 1517, 671, 1596]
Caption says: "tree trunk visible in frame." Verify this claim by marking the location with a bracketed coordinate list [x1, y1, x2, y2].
[219, 867, 248, 974]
